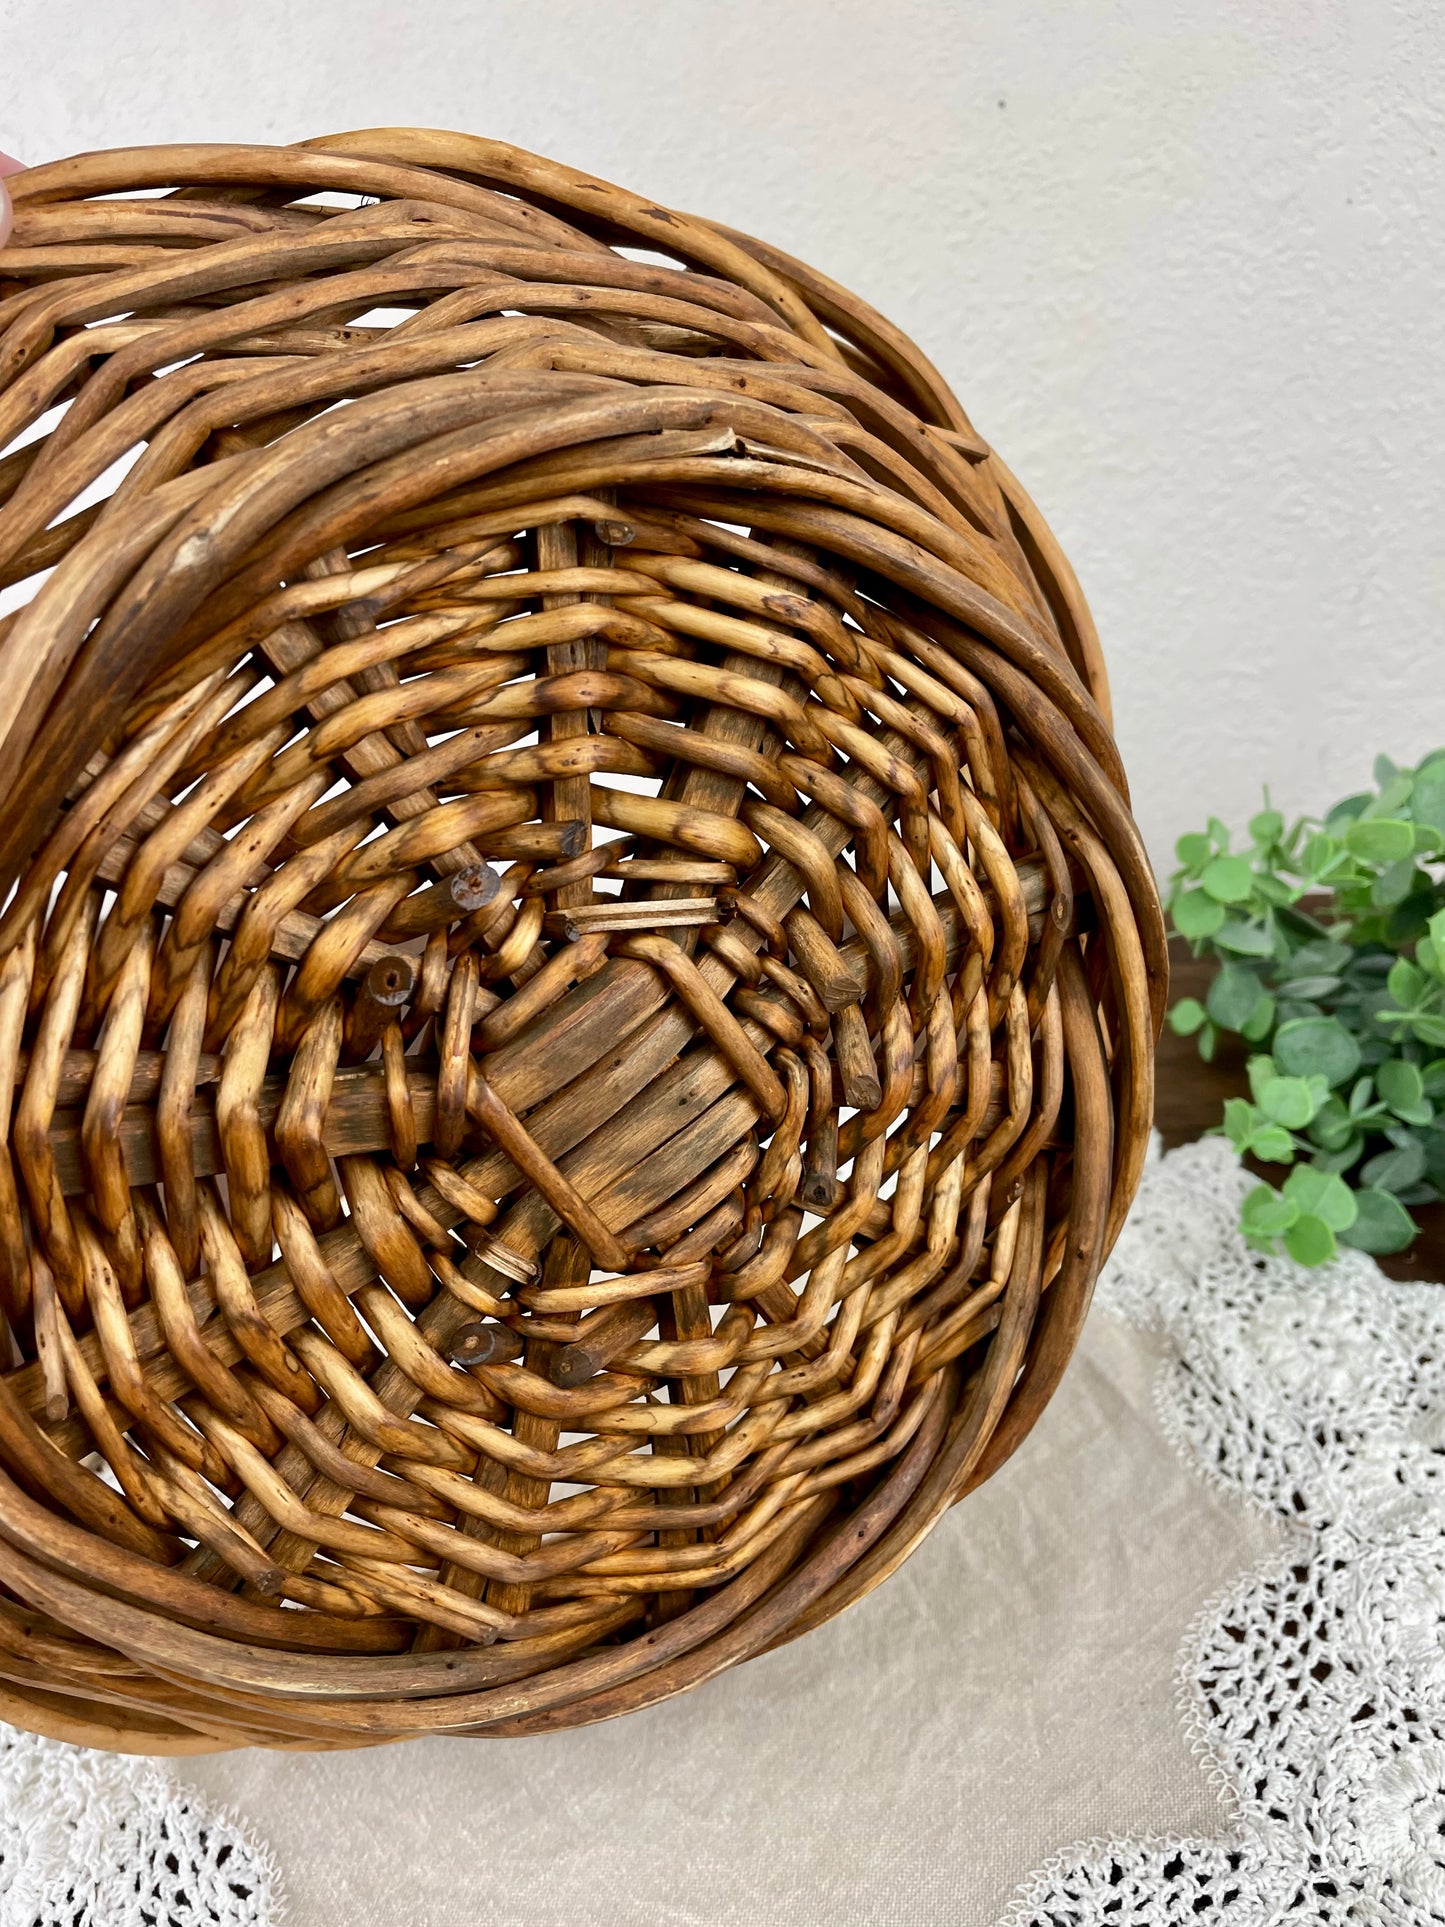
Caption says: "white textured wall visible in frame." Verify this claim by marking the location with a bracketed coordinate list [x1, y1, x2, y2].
[2, 0, 1441, 873]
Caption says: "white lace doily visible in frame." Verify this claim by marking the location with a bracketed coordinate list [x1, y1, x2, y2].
[2, 1136, 1441, 1922]
[0, 1726, 282, 1926]
[1006, 1136, 1445, 1924]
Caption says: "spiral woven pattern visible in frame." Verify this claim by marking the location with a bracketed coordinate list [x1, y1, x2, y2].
[0, 131, 1163, 1752]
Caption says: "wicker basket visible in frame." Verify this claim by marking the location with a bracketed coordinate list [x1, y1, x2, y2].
[0, 131, 1164, 1752]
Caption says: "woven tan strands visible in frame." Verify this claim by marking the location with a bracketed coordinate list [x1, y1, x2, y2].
[0, 131, 1164, 1753]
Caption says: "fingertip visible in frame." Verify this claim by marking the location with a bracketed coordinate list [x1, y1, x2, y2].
[0, 155, 25, 251]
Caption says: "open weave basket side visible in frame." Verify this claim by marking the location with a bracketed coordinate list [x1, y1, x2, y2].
[0, 130, 1165, 1752]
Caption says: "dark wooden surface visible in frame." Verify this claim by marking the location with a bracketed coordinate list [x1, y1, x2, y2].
[1156, 941, 1445, 1283]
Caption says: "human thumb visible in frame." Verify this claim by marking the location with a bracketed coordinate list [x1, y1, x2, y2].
[0, 152, 24, 249]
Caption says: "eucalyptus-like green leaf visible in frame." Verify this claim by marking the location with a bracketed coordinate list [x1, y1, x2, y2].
[1345, 817, 1415, 865]
[1310, 1139, 1365, 1175]
[1324, 794, 1372, 835]
[1171, 889, 1226, 941]
[1207, 964, 1269, 1033]
[1174, 832, 1212, 868]
[1281, 1164, 1358, 1231]
[1249, 809, 1284, 846]
[1258, 1076, 1318, 1130]
[1214, 919, 1276, 958]
[1339, 1187, 1417, 1255]
[1410, 765, 1445, 835]
[1221, 1097, 1256, 1149]
[1240, 1185, 1297, 1238]
[1372, 859, 1418, 909]
[1240, 995, 1277, 1042]
[1308, 1096, 1356, 1152]
[1202, 963, 1271, 1040]
[1278, 974, 1343, 1000]
[1273, 1017, 1362, 1087]
[1284, 1213, 1336, 1266]
[1246, 1055, 1277, 1105]
[1276, 1000, 1325, 1028]
[1388, 957, 1426, 1007]
[1377, 1063, 1432, 1126]
[1423, 1129, 1445, 1188]
[1284, 939, 1353, 976]
[1377, 1058, 1426, 1115]
[1251, 1124, 1299, 1164]
[1168, 998, 1208, 1037]
[1361, 1141, 1427, 1193]
[1301, 832, 1342, 877]
[1369, 773, 1414, 819]
[1200, 855, 1255, 904]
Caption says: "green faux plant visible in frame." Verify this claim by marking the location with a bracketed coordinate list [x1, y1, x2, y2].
[1166, 751, 1445, 1267]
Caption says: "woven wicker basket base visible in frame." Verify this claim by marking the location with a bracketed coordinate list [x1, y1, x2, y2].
[0, 131, 1164, 1751]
